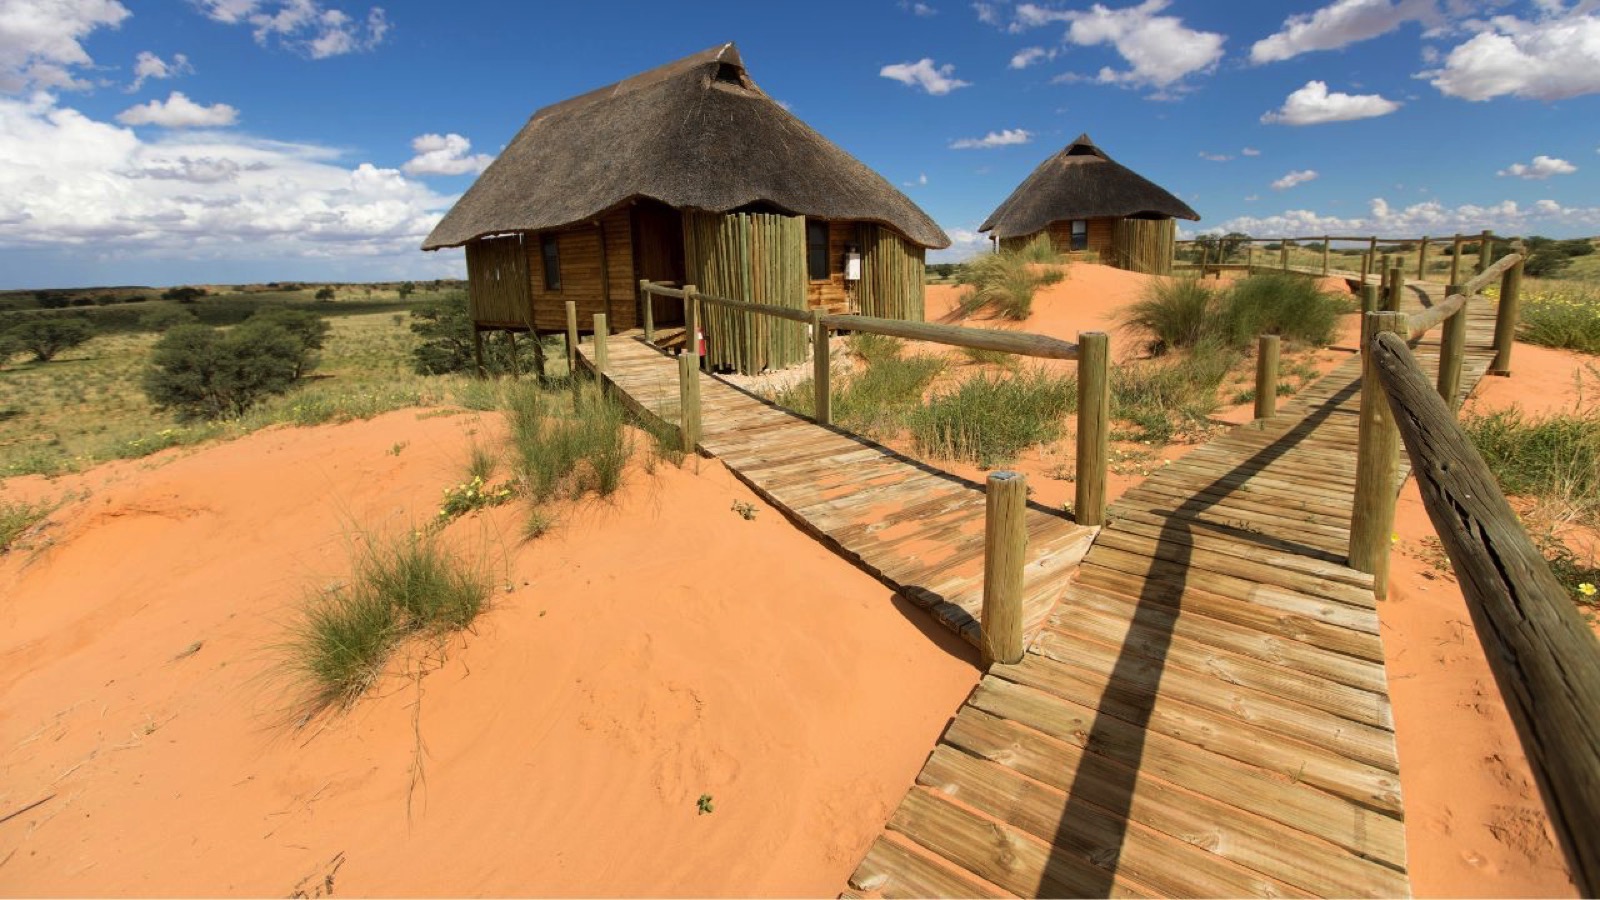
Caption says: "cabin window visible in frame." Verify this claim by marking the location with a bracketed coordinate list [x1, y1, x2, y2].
[541, 235, 561, 291]
[806, 220, 830, 281]
[1070, 220, 1088, 251]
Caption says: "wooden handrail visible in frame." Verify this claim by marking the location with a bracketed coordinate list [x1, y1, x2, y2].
[640, 282, 687, 300]
[1175, 232, 1502, 246]
[821, 314, 1080, 360]
[1462, 251, 1523, 295]
[696, 291, 815, 325]
[1405, 293, 1468, 340]
[1369, 331, 1600, 895]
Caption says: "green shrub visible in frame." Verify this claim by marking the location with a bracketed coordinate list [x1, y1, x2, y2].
[1112, 342, 1240, 443]
[1122, 276, 1215, 354]
[1215, 273, 1344, 348]
[410, 293, 540, 376]
[957, 251, 1066, 320]
[8, 317, 94, 361]
[1518, 288, 1600, 353]
[1464, 405, 1600, 523]
[847, 332, 906, 366]
[958, 346, 1021, 370]
[1, 498, 55, 551]
[770, 346, 946, 438]
[505, 381, 630, 503]
[139, 305, 197, 332]
[246, 307, 330, 377]
[142, 322, 306, 420]
[910, 368, 1076, 467]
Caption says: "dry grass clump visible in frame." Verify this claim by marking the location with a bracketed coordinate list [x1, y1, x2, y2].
[0, 498, 55, 551]
[1111, 342, 1242, 444]
[957, 251, 1067, 320]
[1123, 272, 1347, 355]
[910, 368, 1076, 467]
[770, 335, 946, 439]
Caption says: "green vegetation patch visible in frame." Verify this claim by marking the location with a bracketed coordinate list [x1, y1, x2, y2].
[1111, 342, 1242, 444]
[909, 368, 1077, 468]
[0, 498, 55, 551]
[1517, 286, 1600, 354]
[957, 250, 1066, 320]
[1464, 405, 1600, 525]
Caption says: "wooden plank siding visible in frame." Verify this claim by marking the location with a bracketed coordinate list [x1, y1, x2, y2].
[525, 206, 637, 334]
[465, 235, 532, 328]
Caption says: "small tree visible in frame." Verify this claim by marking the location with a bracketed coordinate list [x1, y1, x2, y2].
[245, 307, 330, 378]
[162, 286, 207, 303]
[140, 306, 197, 332]
[1193, 231, 1251, 263]
[398, 281, 417, 299]
[143, 322, 306, 420]
[9, 317, 94, 361]
[314, 287, 337, 301]
[409, 292, 534, 375]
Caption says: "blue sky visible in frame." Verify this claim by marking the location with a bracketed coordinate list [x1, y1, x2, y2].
[2, 0, 1598, 288]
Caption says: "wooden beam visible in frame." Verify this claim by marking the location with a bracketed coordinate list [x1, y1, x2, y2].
[471, 325, 485, 379]
[1436, 284, 1467, 411]
[564, 300, 578, 374]
[1075, 331, 1109, 526]
[981, 471, 1027, 668]
[592, 313, 608, 376]
[811, 309, 831, 426]
[677, 351, 700, 454]
[823, 315, 1079, 361]
[1255, 334, 1280, 420]
[1476, 228, 1493, 276]
[1370, 331, 1600, 896]
[1490, 254, 1525, 375]
[640, 278, 655, 344]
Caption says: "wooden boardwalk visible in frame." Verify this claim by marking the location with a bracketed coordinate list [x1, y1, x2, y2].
[573, 335, 1099, 645]
[848, 278, 1499, 897]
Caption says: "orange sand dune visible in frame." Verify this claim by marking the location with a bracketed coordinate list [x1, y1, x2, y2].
[0, 410, 976, 895]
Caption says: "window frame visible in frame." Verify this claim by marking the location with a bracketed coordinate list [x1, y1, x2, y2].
[540, 234, 561, 292]
[1069, 220, 1089, 252]
[806, 219, 830, 282]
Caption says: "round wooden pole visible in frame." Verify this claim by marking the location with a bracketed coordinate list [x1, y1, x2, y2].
[811, 309, 831, 425]
[1349, 310, 1408, 597]
[1477, 229, 1493, 276]
[1490, 255, 1524, 375]
[640, 278, 655, 344]
[1360, 251, 1371, 286]
[1255, 334, 1280, 420]
[1280, 241, 1289, 271]
[592, 313, 608, 376]
[1074, 331, 1110, 527]
[677, 351, 701, 454]
[507, 331, 520, 380]
[981, 470, 1027, 669]
[1320, 237, 1330, 275]
[471, 325, 485, 379]
[564, 300, 579, 374]
[1416, 236, 1429, 280]
[1450, 234, 1464, 286]
[1360, 284, 1380, 320]
[1386, 266, 1405, 313]
[1437, 283, 1467, 410]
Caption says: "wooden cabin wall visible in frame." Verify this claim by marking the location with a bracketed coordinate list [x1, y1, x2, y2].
[1110, 218, 1176, 275]
[1040, 218, 1114, 257]
[803, 220, 854, 314]
[525, 207, 636, 333]
[465, 235, 532, 328]
[855, 224, 925, 322]
[633, 199, 686, 327]
[683, 211, 807, 374]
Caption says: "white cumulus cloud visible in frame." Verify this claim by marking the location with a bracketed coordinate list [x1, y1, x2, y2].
[1010, 46, 1056, 68]
[880, 58, 971, 94]
[1241, 147, 1261, 156]
[1251, 0, 1438, 64]
[1272, 169, 1320, 190]
[951, 128, 1032, 149]
[128, 50, 192, 92]
[1015, 0, 1224, 93]
[0, 0, 130, 92]
[1424, 7, 1600, 101]
[1262, 80, 1401, 125]
[401, 132, 493, 176]
[1497, 155, 1577, 179]
[117, 91, 239, 128]
[193, 0, 390, 59]
[1214, 196, 1600, 237]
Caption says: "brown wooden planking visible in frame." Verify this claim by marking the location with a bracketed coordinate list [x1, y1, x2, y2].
[849, 835, 1012, 898]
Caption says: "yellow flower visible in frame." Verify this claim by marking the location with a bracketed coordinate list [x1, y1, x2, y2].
[1580, 583, 1597, 598]
[1390, 532, 1400, 544]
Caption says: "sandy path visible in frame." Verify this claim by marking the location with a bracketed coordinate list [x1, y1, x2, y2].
[0, 409, 977, 895]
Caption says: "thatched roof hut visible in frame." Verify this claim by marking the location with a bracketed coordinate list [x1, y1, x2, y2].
[980, 134, 1198, 274]
[422, 43, 946, 374]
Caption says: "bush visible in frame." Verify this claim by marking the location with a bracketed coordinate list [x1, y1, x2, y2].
[8, 316, 94, 361]
[1464, 406, 1600, 523]
[314, 286, 337, 301]
[1, 498, 55, 551]
[505, 381, 630, 504]
[410, 293, 539, 376]
[246, 307, 330, 377]
[770, 343, 946, 438]
[139, 305, 197, 332]
[143, 322, 307, 420]
[1122, 276, 1215, 354]
[1112, 341, 1241, 443]
[909, 368, 1076, 467]
[1518, 288, 1600, 353]
[957, 251, 1066, 320]
[162, 286, 206, 303]
[1215, 273, 1344, 348]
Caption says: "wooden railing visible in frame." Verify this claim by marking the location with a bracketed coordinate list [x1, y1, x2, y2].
[1175, 230, 1504, 285]
[635, 279, 1108, 668]
[1367, 329, 1600, 897]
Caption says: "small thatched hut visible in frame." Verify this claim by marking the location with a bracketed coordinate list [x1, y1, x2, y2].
[423, 43, 948, 374]
[979, 134, 1198, 275]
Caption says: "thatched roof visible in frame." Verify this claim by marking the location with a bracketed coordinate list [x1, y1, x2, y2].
[979, 134, 1199, 239]
[423, 43, 948, 250]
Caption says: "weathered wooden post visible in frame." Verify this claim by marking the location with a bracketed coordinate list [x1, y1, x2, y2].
[1386, 265, 1405, 313]
[683, 283, 703, 371]
[677, 351, 700, 454]
[1437, 284, 1467, 410]
[1280, 241, 1289, 272]
[1379, 255, 1390, 294]
[532, 332, 547, 379]
[1320, 236, 1330, 275]
[1255, 334, 1280, 420]
[564, 300, 579, 374]
[1075, 331, 1109, 527]
[1360, 284, 1379, 320]
[1360, 251, 1372, 286]
[1476, 229, 1493, 276]
[1490, 253, 1524, 375]
[507, 331, 520, 380]
[1199, 243, 1210, 276]
[1417, 236, 1429, 280]
[1369, 332, 1600, 896]
[592, 313, 608, 376]
[1246, 242, 1255, 273]
[1349, 310, 1408, 597]
[639, 279, 655, 345]
[981, 470, 1027, 669]
[1450, 234, 1464, 286]
[1368, 235, 1378, 267]
[810, 309, 831, 426]
[471, 325, 486, 379]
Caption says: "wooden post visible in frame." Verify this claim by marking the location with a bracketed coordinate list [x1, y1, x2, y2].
[507, 331, 520, 380]
[1378, 255, 1389, 294]
[1490, 254, 1524, 375]
[1368, 235, 1378, 266]
[1437, 284, 1467, 410]
[1246, 242, 1255, 273]
[1386, 265, 1405, 312]
[1320, 237, 1330, 275]
[1360, 284, 1379, 319]
[639, 279, 655, 344]
[1280, 241, 1289, 272]
[1255, 334, 1280, 420]
[683, 284, 702, 371]
[1199, 243, 1210, 276]
[1348, 310, 1407, 597]
[677, 352, 700, 454]
[1477, 229, 1493, 276]
[1417, 236, 1429, 280]
[564, 300, 579, 374]
[1074, 331, 1109, 527]
[592, 313, 608, 376]
[1450, 234, 1464, 286]
[1360, 251, 1371, 286]
[981, 470, 1027, 669]
[471, 325, 485, 379]
[811, 309, 831, 426]
[532, 332, 547, 379]
[1369, 332, 1600, 896]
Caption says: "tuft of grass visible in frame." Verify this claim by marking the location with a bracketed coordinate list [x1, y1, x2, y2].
[957, 251, 1066, 320]
[847, 332, 905, 366]
[1216, 273, 1346, 349]
[1517, 286, 1600, 354]
[1, 498, 55, 550]
[290, 528, 491, 712]
[909, 368, 1077, 467]
[771, 347, 946, 439]
[1111, 342, 1241, 443]
[505, 380, 631, 504]
[1121, 276, 1215, 354]
[466, 441, 497, 482]
[958, 346, 1021, 370]
[1463, 405, 1600, 525]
